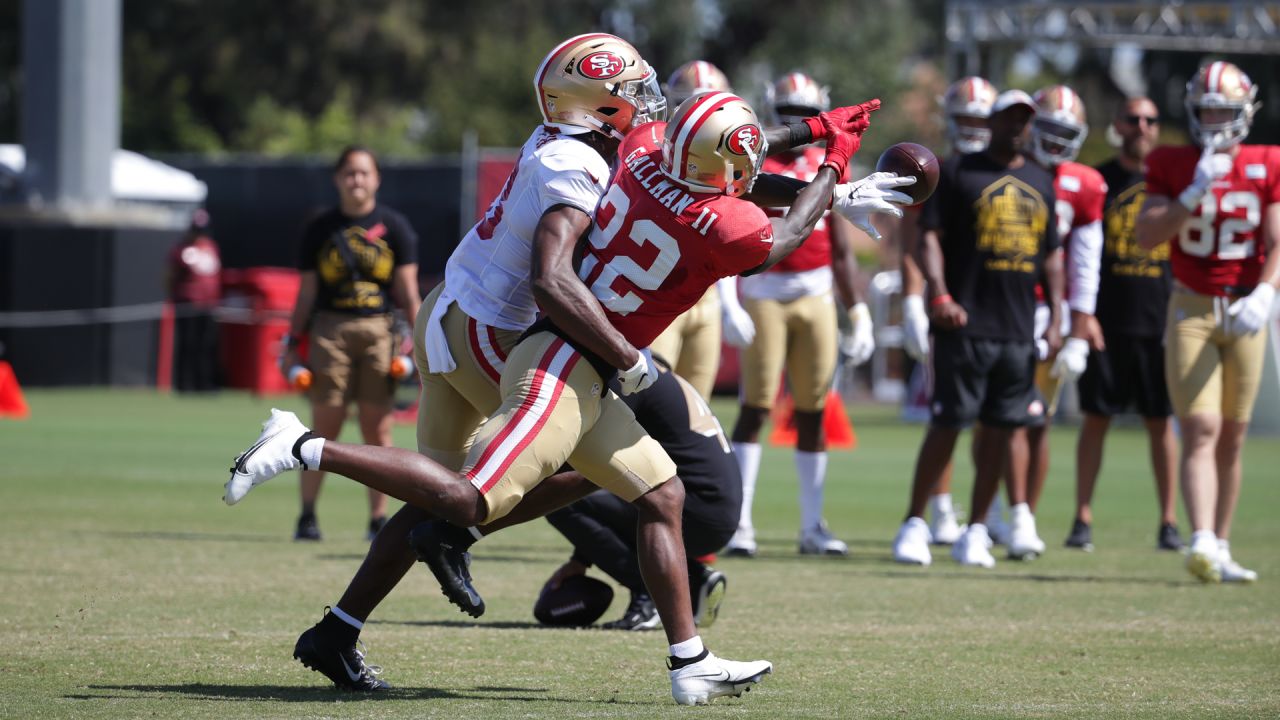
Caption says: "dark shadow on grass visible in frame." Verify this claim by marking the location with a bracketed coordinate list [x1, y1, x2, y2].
[65, 683, 655, 706]
[96, 530, 285, 544]
[855, 567, 1185, 587]
[374, 618, 559, 631]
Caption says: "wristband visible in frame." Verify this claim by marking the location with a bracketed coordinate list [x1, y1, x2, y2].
[787, 121, 816, 147]
[801, 116, 825, 141]
[929, 293, 953, 308]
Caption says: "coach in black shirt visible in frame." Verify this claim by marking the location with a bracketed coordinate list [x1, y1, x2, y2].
[892, 90, 1064, 569]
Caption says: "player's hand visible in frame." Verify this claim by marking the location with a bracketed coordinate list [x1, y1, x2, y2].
[1077, 314, 1106, 351]
[840, 302, 875, 366]
[930, 298, 967, 330]
[1043, 321, 1064, 358]
[1179, 146, 1233, 210]
[721, 302, 756, 348]
[542, 559, 589, 592]
[901, 294, 930, 362]
[1050, 337, 1089, 382]
[1226, 283, 1276, 336]
[803, 99, 881, 140]
[832, 172, 915, 241]
[617, 347, 657, 395]
[279, 348, 302, 377]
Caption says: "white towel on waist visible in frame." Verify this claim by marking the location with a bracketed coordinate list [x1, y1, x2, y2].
[423, 289, 457, 374]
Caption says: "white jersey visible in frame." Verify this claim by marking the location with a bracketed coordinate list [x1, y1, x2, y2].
[446, 126, 610, 331]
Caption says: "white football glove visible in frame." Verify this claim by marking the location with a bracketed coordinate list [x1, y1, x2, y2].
[716, 277, 755, 348]
[832, 172, 916, 241]
[1050, 337, 1089, 382]
[840, 302, 875, 366]
[1178, 147, 1233, 211]
[617, 348, 657, 396]
[1227, 283, 1276, 336]
[901, 294, 930, 362]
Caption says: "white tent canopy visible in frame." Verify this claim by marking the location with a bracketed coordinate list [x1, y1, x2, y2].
[0, 145, 207, 204]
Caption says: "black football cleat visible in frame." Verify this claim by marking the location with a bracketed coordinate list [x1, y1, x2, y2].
[366, 515, 388, 541]
[409, 520, 485, 618]
[1157, 522, 1185, 552]
[602, 591, 661, 631]
[294, 513, 322, 542]
[293, 624, 389, 692]
[1063, 518, 1093, 552]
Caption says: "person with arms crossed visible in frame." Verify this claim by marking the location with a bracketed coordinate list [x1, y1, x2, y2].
[1136, 61, 1278, 583]
[1066, 97, 1183, 552]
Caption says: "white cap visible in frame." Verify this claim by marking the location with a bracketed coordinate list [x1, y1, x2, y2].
[992, 89, 1037, 114]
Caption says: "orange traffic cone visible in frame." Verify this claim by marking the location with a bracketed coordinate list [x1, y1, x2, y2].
[768, 389, 856, 449]
[0, 361, 30, 419]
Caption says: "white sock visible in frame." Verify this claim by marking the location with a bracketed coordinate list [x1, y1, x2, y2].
[467, 526, 483, 541]
[1191, 529, 1217, 553]
[795, 450, 828, 531]
[733, 442, 762, 533]
[300, 436, 326, 471]
[929, 493, 954, 520]
[670, 635, 705, 659]
[330, 605, 363, 630]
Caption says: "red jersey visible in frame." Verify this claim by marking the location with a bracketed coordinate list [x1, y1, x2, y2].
[1145, 144, 1280, 296]
[1037, 160, 1107, 303]
[168, 235, 222, 307]
[762, 146, 835, 273]
[578, 122, 775, 348]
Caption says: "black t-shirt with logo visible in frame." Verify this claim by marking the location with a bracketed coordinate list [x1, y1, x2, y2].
[299, 205, 418, 315]
[1094, 158, 1171, 337]
[920, 152, 1059, 342]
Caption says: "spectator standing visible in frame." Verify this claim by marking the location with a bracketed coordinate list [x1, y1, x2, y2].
[167, 208, 222, 393]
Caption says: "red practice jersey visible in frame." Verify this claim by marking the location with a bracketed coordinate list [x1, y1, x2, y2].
[762, 146, 835, 273]
[1145, 144, 1280, 296]
[578, 122, 775, 348]
[1037, 159, 1107, 303]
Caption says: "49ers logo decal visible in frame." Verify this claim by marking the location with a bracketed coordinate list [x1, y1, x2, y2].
[726, 124, 762, 156]
[579, 51, 626, 79]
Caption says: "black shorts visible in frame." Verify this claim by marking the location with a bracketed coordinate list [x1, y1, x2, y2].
[930, 332, 1042, 428]
[1078, 334, 1172, 419]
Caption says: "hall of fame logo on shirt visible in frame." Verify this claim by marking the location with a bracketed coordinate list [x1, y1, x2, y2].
[972, 176, 1049, 274]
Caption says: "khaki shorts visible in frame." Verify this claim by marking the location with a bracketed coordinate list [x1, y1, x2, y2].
[1165, 290, 1270, 422]
[649, 287, 721, 400]
[463, 331, 678, 524]
[309, 311, 395, 408]
[413, 283, 522, 470]
[740, 291, 837, 412]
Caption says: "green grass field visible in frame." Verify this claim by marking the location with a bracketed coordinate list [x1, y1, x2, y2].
[2, 389, 1278, 719]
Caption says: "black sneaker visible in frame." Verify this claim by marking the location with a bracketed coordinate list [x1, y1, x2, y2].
[602, 591, 660, 631]
[692, 567, 727, 629]
[408, 520, 484, 618]
[293, 622, 389, 692]
[1063, 518, 1093, 551]
[366, 516, 388, 541]
[295, 513, 322, 542]
[1157, 523, 1185, 551]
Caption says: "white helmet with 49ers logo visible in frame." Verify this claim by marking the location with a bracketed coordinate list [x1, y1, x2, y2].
[1030, 84, 1089, 167]
[665, 60, 732, 108]
[1185, 60, 1259, 151]
[662, 92, 767, 197]
[942, 76, 997, 154]
[535, 33, 666, 141]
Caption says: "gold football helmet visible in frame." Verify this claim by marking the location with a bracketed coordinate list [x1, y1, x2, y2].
[1030, 85, 1088, 167]
[665, 60, 732, 108]
[534, 33, 666, 140]
[942, 76, 997, 153]
[1185, 61, 1259, 150]
[662, 92, 767, 197]
[765, 72, 830, 124]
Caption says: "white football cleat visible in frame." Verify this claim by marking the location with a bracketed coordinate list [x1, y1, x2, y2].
[930, 511, 964, 546]
[892, 517, 933, 566]
[224, 409, 308, 505]
[951, 524, 996, 568]
[724, 527, 758, 558]
[1007, 503, 1046, 560]
[670, 652, 772, 706]
[1185, 535, 1222, 584]
[799, 522, 849, 555]
[1218, 541, 1257, 584]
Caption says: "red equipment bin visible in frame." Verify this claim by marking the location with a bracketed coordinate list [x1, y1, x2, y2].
[219, 267, 300, 394]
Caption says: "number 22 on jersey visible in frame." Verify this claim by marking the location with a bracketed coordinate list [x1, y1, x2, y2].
[579, 184, 684, 315]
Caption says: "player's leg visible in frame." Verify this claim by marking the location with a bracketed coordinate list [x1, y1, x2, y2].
[1070, 337, 1121, 549]
[349, 314, 399, 532]
[298, 312, 356, 541]
[1213, 325, 1268, 581]
[675, 291, 723, 401]
[976, 339, 1042, 563]
[1069, 413, 1109, 549]
[649, 313, 687, 383]
[789, 291, 844, 554]
[727, 296, 785, 556]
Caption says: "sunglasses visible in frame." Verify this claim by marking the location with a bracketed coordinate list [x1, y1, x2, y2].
[1122, 114, 1160, 126]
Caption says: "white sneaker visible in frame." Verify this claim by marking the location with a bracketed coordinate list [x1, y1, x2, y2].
[930, 512, 964, 546]
[1219, 541, 1257, 584]
[799, 522, 848, 555]
[724, 527, 757, 558]
[1186, 535, 1222, 584]
[670, 652, 772, 705]
[986, 497, 1010, 546]
[1007, 503, 1046, 560]
[892, 517, 933, 566]
[951, 524, 996, 568]
[224, 409, 307, 505]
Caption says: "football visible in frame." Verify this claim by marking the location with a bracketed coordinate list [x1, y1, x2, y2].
[875, 142, 940, 205]
[533, 574, 615, 627]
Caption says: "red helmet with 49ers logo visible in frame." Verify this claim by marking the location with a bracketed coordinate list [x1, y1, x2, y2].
[535, 33, 666, 141]
[661, 92, 766, 197]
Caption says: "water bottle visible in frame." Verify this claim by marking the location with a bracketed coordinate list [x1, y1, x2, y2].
[287, 365, 313, 391]
[389, 355, 414, 382]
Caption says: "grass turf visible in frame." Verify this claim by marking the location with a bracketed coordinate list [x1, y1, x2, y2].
[1, 389, 1277, 718]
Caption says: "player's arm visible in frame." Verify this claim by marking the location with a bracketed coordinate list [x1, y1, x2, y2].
[743, 173, 806, 207]
[530, 204, 643, 371]
[829, 213, 863, 309]
[1259, 202, 1280, 288]
[281, 271, 318, 373]
[390, 264, 421, 329]
[748, 165, 840, 274]
[1135, 194, 1188, 250]
[915, 228, 966, 329]
[1042, 248, 1066, 355]
[762, 100, 881, 156]
[1066, 220, 1105, 349]
[1138, 148, 1233, 249]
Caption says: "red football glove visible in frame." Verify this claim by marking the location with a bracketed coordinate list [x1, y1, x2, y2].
[820, 129, 861, 178]
[803, 99, 881, 140]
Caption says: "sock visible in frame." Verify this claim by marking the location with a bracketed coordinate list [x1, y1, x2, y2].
[1190, 529, 1217, 553]
[466, 526, 484, 541]
[440, 522, 477, 551]
[301, 502, 316, 518]
[929, 493, 954, 520]
[670, 635, 705, 660]
[733, 442, 762, 533]
[986, 494, 1006, 526]
[298, 435, 325, 471]
[319, 606, 361, 646]
[795, 450, 828, 532]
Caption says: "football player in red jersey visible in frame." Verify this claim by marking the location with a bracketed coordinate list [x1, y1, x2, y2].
[227, 90, 910, 702]
[726, 71, 877, 559]
[1137, 60, 1279, 584]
